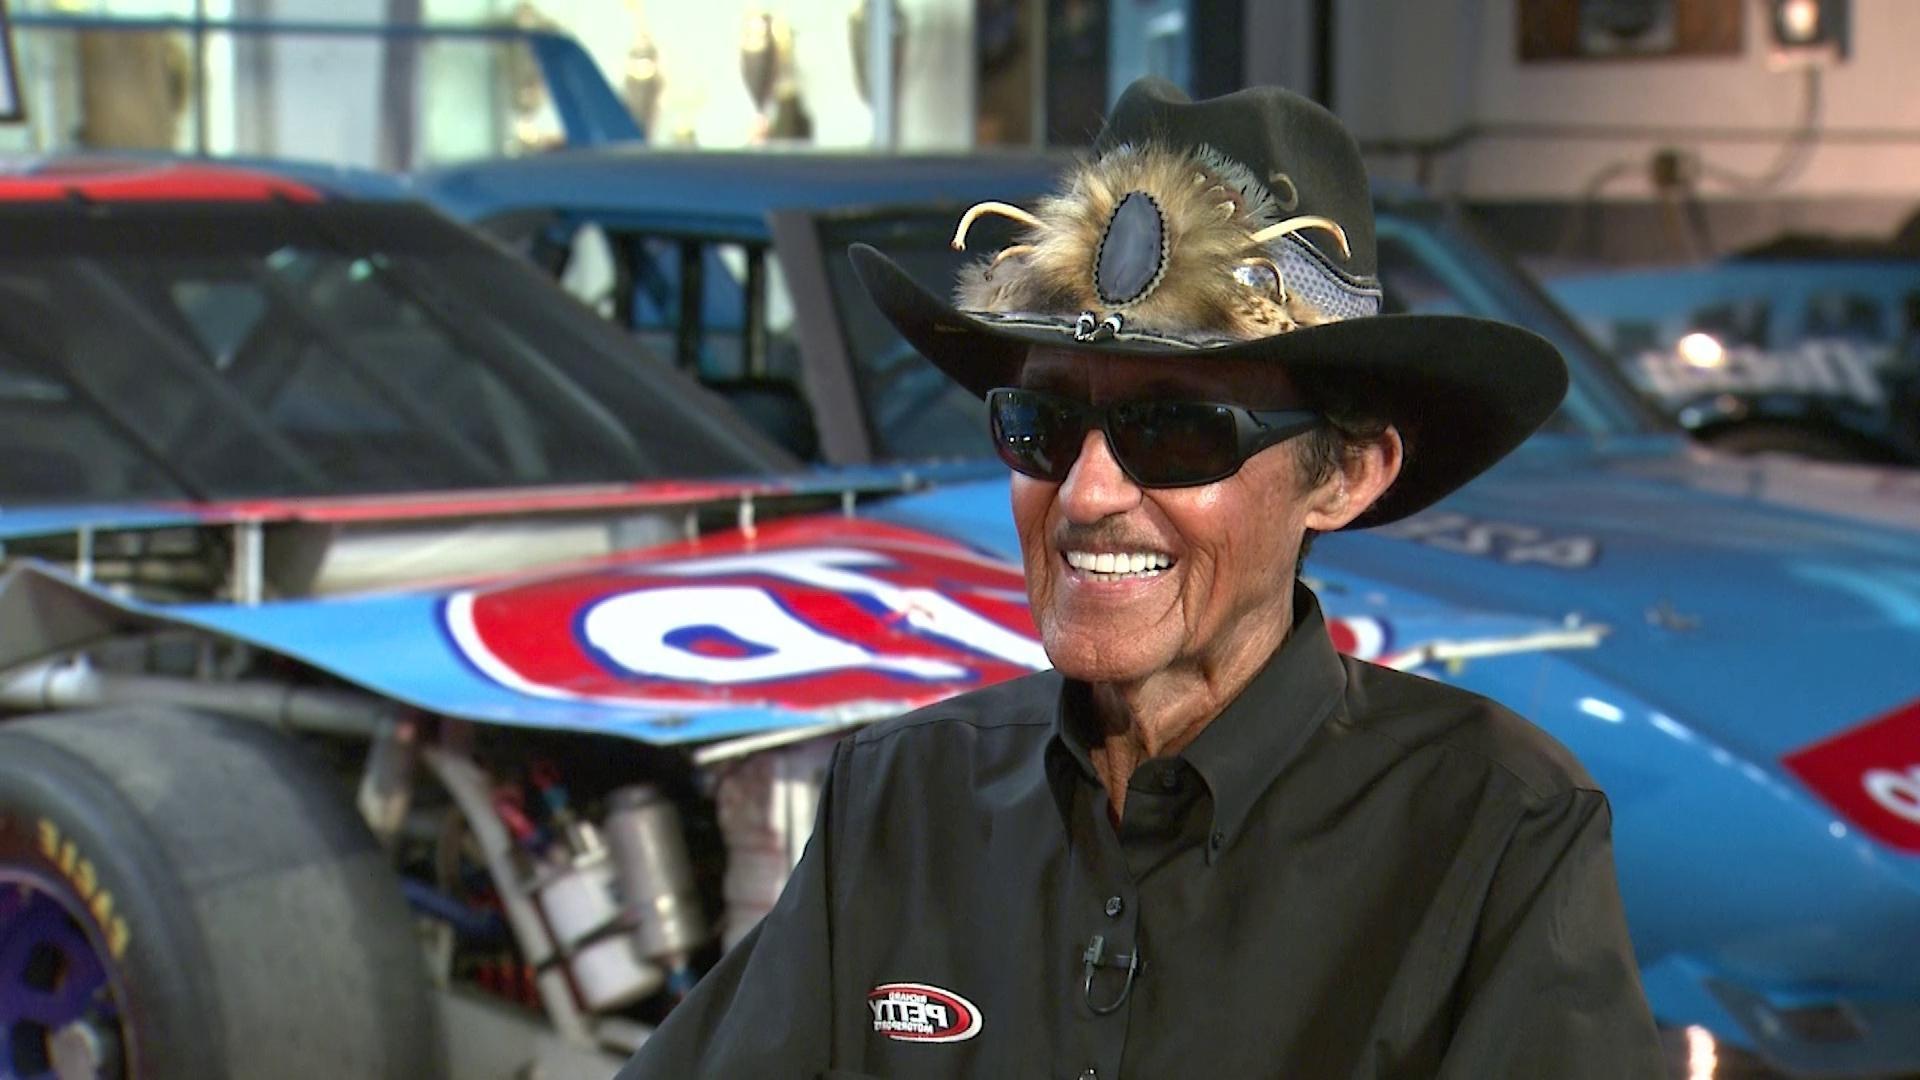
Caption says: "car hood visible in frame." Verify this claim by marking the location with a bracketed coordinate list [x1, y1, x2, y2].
[870, 437, 1920, 768]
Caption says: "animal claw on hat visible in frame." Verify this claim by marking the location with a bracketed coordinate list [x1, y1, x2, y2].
[951, 201, 1045, 251]
[1247, 215, 1352, 261]
[984, 244, 1036, 279]
[1234, 257, 1287, 304]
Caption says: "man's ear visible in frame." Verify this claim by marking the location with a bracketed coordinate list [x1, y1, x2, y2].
[1302, 426, 1404, 532]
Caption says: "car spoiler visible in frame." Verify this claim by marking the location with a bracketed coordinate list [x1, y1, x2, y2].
[0, 469, 932, 603]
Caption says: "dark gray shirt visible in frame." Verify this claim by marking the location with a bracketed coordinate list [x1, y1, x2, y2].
[620, 585, 1664, 1079]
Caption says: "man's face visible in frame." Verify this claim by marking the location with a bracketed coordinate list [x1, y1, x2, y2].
[1010, 348, 1334, 686]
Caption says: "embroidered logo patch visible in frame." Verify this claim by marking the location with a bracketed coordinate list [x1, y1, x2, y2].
[868, 982, 983, 1043]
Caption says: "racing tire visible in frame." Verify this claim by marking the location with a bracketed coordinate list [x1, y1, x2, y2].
[0, 706, 444, 1080]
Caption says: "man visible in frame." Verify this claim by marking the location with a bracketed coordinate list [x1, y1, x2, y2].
[621, 79, 1663, 1078]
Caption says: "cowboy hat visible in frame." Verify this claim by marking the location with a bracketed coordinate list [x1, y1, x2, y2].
[848, 77, 1567, 527]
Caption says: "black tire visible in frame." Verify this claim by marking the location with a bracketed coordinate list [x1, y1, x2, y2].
[0, 707, 444, 1080]
[1701, 422, 1874, 463]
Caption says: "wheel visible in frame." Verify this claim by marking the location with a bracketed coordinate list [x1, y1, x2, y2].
[0, 707, 443, 1080]
[1701, 422, 1873, 463]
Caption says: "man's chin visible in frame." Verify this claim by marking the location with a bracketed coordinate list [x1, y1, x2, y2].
[1040, 630, 1173, 687]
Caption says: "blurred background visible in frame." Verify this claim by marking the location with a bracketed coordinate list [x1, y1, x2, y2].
[13, 0, 1920, 468]
[3, 0, 1904, 227]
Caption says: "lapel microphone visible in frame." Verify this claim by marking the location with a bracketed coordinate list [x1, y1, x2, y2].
[1080, 934, 1145, 1016]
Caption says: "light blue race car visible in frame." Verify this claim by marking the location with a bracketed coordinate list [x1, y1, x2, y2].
[1543, 245, 1920, 466]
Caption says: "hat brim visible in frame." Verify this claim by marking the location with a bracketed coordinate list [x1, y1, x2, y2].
[848, 243, 1567, 528]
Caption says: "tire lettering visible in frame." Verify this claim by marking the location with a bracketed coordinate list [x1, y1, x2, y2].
[32, 818, 131, 959]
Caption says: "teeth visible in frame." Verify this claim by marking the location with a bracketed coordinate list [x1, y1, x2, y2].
[1064, 550, 1172, 577]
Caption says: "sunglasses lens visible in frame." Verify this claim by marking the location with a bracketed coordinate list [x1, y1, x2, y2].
[990, 389, 1084, 481]
[1109, 401, 1241, 486]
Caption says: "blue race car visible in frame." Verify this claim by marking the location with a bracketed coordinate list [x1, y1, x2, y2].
[0, 160, 1034, 1079]
[1543, 243, 1920, 466]
[424, 151, 1920, 1077]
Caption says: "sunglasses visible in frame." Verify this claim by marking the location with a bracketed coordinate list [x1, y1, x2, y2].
[987, 387, 1324, 488]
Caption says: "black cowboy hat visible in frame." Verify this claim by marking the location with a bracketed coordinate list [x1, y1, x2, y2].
[848, 77, 1566, 527]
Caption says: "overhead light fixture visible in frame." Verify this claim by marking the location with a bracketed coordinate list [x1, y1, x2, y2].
[1767, 0, 1849, 66]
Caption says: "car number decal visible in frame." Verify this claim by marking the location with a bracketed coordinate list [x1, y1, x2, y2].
[1374, 512, 1599, 569]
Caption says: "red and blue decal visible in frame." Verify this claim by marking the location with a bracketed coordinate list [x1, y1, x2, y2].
[444, 518, 1045, 714]
[1783, 697, 1920, 855]
[1326, 615, 1391, 662]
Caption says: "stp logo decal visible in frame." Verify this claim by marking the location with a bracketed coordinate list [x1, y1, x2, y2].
[1783, 698, 1920, 854]
[868, 982, 983, 1043]
[444, 518, 1046, 714]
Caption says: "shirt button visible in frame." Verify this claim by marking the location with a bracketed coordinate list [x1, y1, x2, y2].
[1210, 830, 1225, 850]
[1104, 895, 1124, 918]
[1158, 770, 1181, 792]
[1079, 1070, 1098, 1080]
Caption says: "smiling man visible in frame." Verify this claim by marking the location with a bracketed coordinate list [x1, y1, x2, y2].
[620, 80, 1662, 1079]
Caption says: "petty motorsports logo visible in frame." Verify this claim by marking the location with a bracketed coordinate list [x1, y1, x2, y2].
[868, 982, 983, 1043]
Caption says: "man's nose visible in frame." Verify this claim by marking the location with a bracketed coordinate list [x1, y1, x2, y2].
[1058, 428, 1143, 524]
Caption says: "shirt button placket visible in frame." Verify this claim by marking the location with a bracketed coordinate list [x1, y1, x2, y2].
[1080, 890, 1137, 1080]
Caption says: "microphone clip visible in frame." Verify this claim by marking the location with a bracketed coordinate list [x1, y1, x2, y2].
[1080, 934, 1144, 1016]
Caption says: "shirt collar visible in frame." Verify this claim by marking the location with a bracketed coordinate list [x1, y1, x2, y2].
[1182, 582, 1347, 848]
[1044, 582, 1348, 848]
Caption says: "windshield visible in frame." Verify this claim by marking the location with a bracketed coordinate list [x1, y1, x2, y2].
[816, 202, 1669, 459]
[0, 200, 787, 504]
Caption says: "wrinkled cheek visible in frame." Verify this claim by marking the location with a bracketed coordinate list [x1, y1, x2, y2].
[1176, 559, 1222, 636]
[1010, 475, 1059, 618]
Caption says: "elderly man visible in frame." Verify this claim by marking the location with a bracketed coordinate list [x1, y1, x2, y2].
[620, 79, 1662, 1078]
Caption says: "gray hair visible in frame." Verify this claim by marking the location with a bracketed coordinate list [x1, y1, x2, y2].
[1292, 406, 1398, 577]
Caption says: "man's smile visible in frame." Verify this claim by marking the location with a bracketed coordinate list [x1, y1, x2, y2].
[1061, 548, 1176, 581]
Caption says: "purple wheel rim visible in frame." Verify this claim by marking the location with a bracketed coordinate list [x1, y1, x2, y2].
[0, 867, 127, 1079]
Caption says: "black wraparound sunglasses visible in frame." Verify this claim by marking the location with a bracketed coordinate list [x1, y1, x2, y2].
[987, 387, 1324, 489]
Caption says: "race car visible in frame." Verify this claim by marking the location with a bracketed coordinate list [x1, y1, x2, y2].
[0, 160, 990, 1079]
[421, 149, 1920, 1077]
[1542, 242, 1920, 466]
